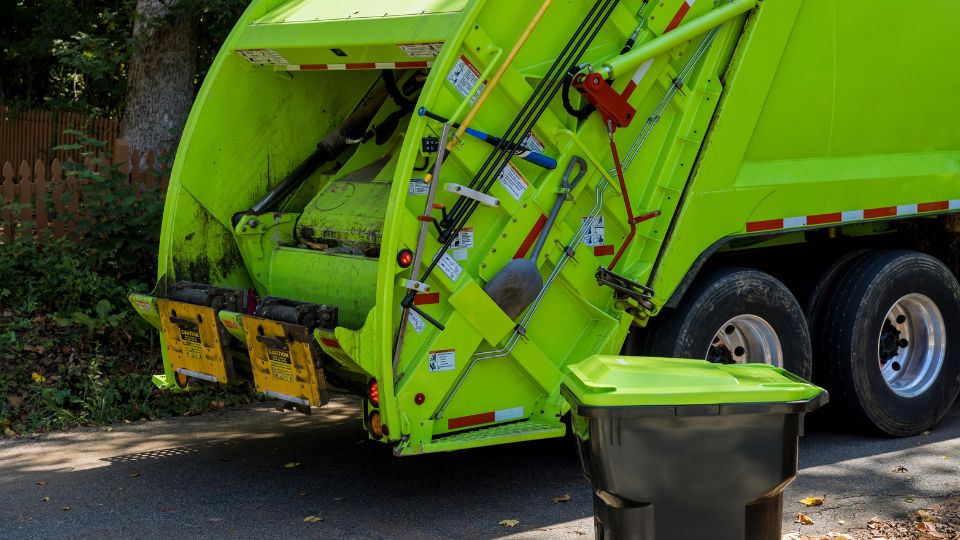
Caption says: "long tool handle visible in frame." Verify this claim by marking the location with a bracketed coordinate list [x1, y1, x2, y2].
[449, 0, 554, 148]
[419, 107, 557, 170]
[392, 123, 452, 383]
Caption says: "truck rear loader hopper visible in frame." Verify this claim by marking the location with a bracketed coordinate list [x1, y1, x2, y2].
[131, 0, 960, 454]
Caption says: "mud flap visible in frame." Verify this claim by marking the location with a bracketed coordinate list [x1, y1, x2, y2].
[243, 317, 330, 408]
[157, 299, 235, 384]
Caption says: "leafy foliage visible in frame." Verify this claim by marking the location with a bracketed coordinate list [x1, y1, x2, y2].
[55, 129, 166, 281]
[0, 132, 256, 435]
[0, 0, 248, 114]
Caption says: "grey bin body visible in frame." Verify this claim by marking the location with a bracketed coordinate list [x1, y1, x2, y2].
[568, 397, 827, 540]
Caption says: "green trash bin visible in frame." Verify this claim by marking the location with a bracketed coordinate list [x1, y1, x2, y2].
[562, 356, 827, 540]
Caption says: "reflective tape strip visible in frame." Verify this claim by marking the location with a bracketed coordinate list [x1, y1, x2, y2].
[746, 200, 959, 233]
[664, 0, 695, 34]
[175, 368, 218, 383]
[289, 61, 432, 71]
[448, 406, 524, 429]
[622, 58, 655, 99]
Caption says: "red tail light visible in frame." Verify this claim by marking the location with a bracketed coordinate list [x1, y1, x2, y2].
[368, 378, 380, 408]
[397, 249, 414, 268]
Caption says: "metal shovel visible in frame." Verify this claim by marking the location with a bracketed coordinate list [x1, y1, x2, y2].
[484, 156, 587, 319]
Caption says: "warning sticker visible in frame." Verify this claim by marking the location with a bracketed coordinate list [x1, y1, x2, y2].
[268, 347, 294, 382]
[179, 328, 203, 359]
[522, 132, 545, 153]
[428, 349, 456, 372]
[405, 309, 426, 334]
[236, 49, 289, 66]
[497, 163, 528, 201]
[446, 55, 486, 104]
[452, 227, 474, 249]
[408, 178, 429, 196]
[451, 248, 469, 261]
[438, 252, 463, 282]
[399, 42, 444, 58]
[581, 216, 606, 246]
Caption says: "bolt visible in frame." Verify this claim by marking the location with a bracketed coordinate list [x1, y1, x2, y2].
[249, 218, 260, 228]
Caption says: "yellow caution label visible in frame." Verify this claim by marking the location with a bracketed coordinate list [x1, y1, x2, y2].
[268, 346, 294, 382]
[179, 328, 203, 359]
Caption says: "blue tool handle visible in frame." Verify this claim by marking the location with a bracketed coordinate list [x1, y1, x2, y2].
[519, 150, 558, 170]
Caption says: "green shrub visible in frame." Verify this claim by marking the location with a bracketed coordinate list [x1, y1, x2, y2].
[0, 132, 256, 435]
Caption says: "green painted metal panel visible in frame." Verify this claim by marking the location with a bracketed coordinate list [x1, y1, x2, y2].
[136, 0, 960, 453]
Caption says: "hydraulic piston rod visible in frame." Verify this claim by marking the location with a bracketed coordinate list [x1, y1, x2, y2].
[600, 0, 757, 80]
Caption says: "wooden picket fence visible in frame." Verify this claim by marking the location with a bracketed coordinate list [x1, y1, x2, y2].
[0, 140, 170, 243]
[0, 108, 122, 166]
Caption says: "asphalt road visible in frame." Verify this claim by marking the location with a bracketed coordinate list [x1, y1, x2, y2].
[1, 396, 957, 539]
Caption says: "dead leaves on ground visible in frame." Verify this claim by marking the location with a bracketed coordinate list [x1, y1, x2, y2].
[800, 497, 825, 507]
[796, 512, 815, 525]
[283, 462, 301, 469]
[303, 515, 324, 523]
[499, 519, 520, 528]
[552, 494, 571, 504]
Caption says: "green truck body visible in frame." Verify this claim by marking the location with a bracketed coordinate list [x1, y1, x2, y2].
[131, 0, 960, 453]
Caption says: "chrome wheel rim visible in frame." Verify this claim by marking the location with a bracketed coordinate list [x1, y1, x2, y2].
[877, 293, 946, 398]
[706, 315, 783, 367]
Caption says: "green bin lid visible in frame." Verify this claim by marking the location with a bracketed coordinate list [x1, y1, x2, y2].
[563, 356, 824, 409]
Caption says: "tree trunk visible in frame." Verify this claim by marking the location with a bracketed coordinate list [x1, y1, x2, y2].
[121, 0, 197, 157]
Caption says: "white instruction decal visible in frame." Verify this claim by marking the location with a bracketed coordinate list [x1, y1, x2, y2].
[452, 226, 474, 249]
[428, 349, 456, 372]
[236, 49, 288, 66]
[399, 42, 444, 58]
[447, 55, 486, 104]
[497, 163, 528, 201]
[408, 178, 429, 195]
[405, 308, 426, 334]
[437, 252, 463, 282]
[522, 132, 545, 153]
[451, 248, 469, 261]
[581, 216, 606, 246]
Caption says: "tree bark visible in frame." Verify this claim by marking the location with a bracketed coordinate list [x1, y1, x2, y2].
[121, 0, 197, 156]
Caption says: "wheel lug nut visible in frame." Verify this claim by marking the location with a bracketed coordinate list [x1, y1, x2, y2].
[899, 339, 909, 348]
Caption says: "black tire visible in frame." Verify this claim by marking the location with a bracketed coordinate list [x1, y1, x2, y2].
[815, 250, 960, 436]
[638, 267, 813, 379]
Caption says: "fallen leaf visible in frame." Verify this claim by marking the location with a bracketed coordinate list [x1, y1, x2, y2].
[799, 497, 824, 507]
[284, 462, 301, 469]
[30, 371, 45, 383]
[796, 512, 815, 525]
[102, 427, 113, 432]
[35, 481, 47, 486]
[917, 509, 936, 522]
[40, 497, 50, 502]
[834, 535, 854, 540]
[499, 519, 520, 528]
[128, 472, 141, 478]
[837, 520, 846, 525]
[296, 492, 306, 497]
[941, 455, 950, 460]
[552, 494, 571, 504]
[61, 505, 70, 511]
[303, 515, 324, 523]
[906, 496, 916, 504]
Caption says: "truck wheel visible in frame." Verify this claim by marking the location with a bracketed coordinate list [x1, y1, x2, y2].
[643, 267, 812, 379]
[815, 251, 960, 436]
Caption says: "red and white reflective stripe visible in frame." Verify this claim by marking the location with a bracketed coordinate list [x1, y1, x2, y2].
[447, 406, 523, 430]
[622, 58, 655, 100]
[287, 61, 432, 71]
[664, 0, 696, 33]
[745, 200, 960, 233]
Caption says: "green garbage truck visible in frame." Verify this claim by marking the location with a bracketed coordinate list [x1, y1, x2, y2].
[130, 0, 960, 453]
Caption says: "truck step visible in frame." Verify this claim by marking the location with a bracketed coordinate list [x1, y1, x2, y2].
[401, 420, 565, 455]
